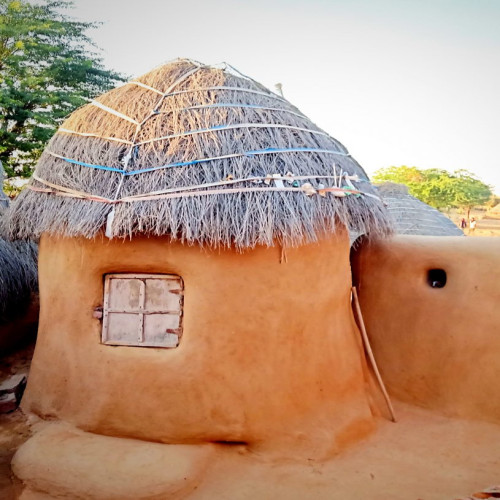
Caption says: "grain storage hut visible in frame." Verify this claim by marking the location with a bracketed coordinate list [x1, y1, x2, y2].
[7, 59, 392, 456]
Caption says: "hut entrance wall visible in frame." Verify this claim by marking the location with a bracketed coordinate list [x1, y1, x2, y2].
[23, 230, 375, 459]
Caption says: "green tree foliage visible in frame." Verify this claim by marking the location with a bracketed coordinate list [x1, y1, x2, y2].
[0, 0, 125, 176]
[373, 166, 493, 216]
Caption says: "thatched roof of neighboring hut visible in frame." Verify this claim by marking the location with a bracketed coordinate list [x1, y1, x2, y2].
[7, 59, 392, 248]
[0, 183, 38, 324]
[0, 238, 38, 323]
[377, 183, 463, 236]
[0, 162, 9, 212]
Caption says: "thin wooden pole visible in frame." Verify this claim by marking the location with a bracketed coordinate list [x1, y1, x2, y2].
[352, 286, 397, 423]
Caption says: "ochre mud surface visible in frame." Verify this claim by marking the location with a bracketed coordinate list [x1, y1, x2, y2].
[0, 344, 34, 500]
[353, 235, 500, 424]
[7, 401, 500, 499]
[24, 231, 373, 458]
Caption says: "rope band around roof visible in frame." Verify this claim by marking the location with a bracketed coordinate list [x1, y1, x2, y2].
[110, 64, 203, 204]
[29, 173, 379, 205]
[47, 147, 352, 176]
[58, 103, 311, 145]
[126, 84, 287, 102]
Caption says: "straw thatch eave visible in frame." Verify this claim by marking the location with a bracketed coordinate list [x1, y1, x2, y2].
[7, 59, 392, 248]
[377, 182, 464, 236]
[0, 180, 38, 323]
[0, 237, 38, 323]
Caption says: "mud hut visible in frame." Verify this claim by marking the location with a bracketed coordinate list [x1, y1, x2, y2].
[8, 59, 393, 493]
[376, 182, 463, 236]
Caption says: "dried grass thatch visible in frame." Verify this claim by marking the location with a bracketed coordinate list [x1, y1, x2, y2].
[7, 59, 392, 248]
[0, 238, 38, 323]
[377, 182, 464, 236]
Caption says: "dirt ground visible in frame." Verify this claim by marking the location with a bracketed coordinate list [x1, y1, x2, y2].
[1, 341, 499, 500]
[445, 208, 500, 237]
[0, 343, 34, 499]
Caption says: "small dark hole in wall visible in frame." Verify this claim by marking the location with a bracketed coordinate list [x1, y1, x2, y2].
[428, 269, 447, 288]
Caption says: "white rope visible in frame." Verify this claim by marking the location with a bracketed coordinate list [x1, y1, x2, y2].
[90, 100, 139, 125]
[30, 173, 380, 204]
[110, 64, 203, 214]
[122, 174, 363, 200]
[135, 122, 329, 146]
[127, 81, 164, 95]
[58, 128, 133, 145]
[175, 103, 307, 119]
[163, 86, 287, 102]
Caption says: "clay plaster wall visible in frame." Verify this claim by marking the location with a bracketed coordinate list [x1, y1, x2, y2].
[23, 231, 374, 458]
[353, 235, 500, 424]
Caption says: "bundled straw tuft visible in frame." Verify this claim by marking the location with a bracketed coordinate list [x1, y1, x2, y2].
[7, 59, 392, 248]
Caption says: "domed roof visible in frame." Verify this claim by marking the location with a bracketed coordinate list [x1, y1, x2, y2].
[377, 183, 463, 236]
[8, 59, 392, 248]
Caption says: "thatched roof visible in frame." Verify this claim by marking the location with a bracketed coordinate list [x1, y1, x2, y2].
[377, 183, 464, 236]
[7, 59, 392, 248]
[0, 182, 38, 324]
[0, 238, 38, 323]
[0, 162, 9, 212]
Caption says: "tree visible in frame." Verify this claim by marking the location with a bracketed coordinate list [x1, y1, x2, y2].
[449, 169, 493, 219]
[0, 0, 125, 176]
[373, 166, 493, 217]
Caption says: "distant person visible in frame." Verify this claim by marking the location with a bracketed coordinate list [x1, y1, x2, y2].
[461, 218, 467, 229]
[470, 217, 477, 233]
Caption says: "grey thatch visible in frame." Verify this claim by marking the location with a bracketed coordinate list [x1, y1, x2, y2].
[377, 183, 464, 236]
[0, 161, 9, 212]
[7, 59, 392, 248]
[0, 188, 38, 324]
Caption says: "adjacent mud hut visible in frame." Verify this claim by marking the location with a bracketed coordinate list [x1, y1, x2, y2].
[8, 59, 392, 460]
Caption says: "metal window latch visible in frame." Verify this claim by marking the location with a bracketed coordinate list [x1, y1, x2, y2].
[93, 306, 103, 319]
[166, 328, 182, 335]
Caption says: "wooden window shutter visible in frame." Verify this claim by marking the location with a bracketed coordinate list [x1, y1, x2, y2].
[102, 274, 183, 348]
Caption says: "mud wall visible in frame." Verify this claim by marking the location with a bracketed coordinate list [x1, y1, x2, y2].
[353, 235, 500, 424]
[23, 231, 374, 458]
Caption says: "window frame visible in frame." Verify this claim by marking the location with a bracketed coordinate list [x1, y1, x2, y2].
[101, 273, 184, 348]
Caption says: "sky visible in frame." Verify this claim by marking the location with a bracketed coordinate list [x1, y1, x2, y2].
[69, 0, 500, 192]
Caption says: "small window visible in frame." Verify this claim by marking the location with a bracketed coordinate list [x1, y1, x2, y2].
[102, 274, 183, 348]
[427, 269, 447, 288]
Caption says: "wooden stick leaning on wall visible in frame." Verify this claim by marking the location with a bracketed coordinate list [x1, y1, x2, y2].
[351, 286, 397, 423]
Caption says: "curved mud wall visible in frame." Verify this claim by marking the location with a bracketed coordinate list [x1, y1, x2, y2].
[353, 235, 500, 424]
[23, 231, 374, 458]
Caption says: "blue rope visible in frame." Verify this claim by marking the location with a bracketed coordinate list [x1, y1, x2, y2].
[60, 156, 125, 174]
[51, 147, 358, 177]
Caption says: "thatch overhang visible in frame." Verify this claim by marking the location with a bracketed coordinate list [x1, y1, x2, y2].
[7, 59, 392, 248]
[0, 176, 38, 323]
[376, 183, 464, 236]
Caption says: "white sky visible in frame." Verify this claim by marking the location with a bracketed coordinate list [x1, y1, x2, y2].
[70, 0, 500, 192]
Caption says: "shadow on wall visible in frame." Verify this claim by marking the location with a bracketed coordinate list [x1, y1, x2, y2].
[351, 235, 500, 425]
